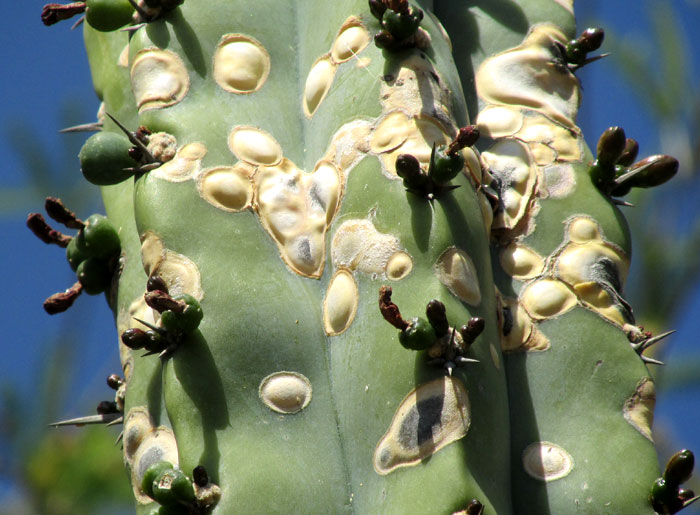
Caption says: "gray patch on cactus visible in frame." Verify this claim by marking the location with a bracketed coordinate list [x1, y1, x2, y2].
[623, 377, 656, 442]
[373, 376, 470, 475]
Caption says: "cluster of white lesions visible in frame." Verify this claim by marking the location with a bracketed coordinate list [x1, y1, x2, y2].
[497, 215, 631, 352]
[475, 23, 585, 237]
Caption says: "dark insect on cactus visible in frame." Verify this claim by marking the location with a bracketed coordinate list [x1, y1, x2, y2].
[28, 0, 699, 513]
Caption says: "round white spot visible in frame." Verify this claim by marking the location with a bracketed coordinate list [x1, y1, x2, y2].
[213, 34, 270, 94]
[259, 372, 312, 414]
[522, 441, 574, 482]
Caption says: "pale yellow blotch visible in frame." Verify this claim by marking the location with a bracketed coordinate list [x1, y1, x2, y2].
[568, 216, 602, 243]
[303, 56, 337, 118]
[147, 132, 178, 163]
[197, 164, 254, 212]
[323, 269, 359, 335]
[528, 142, 557, 166]
[373, 376, 470, 475]
[228, 126, 283, 166]
[321, 119, 373, 172]
[130, 48, 189, 113]
[574, 282, 627, 326]
[131, 426, 179, 504]
[331, 17, 370, 63]
[522, 441, 574, 482]
[151, 142, 207, 182]
[463, 147, 483, 183]
[499, 241, 544, 280]
[213, 34, 270, 94]
[476, 105, 524, 138]
[553, 0, 574, 14]
[543, 163, 576, 199]
[116, 295, 155, 379]
[490, 343, 501, 369]
[123, 407, 151, 464]
[140, 231, 203, 300]
[331, 219, 404, 277]
[481, 139, 536, 230]
[379, 115, 451, 175]
[259, 372, 312, 414]
[520, 279, 577, 319]
[118, 43, 129, 67]
[355, 57, 371, 68]
[435, 247, 481, 306]
[500, 298, 550, 352]
[255, 159, 341, 277]
[556, 241, 629, 287]
[517, 112, 583, 162]
[369, 110, 411, 154]
[475, 24, 580, 128]
[386, 251, 413, 281]
[623, 377, 655, 442]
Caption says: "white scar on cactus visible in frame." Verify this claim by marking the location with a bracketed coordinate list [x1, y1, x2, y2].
[140, 231, 203, 300]
[521, 441, 574, 482]
[213, 34, 270, 94]
[303, 16, 371, 117]
[623, 377, 656, 442]
[130, 47, 190, 113]
[373, 376, 471, 475]
[258, 372, 313, 415]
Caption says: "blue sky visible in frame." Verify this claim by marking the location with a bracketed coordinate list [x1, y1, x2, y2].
[1, 0, 699, 511]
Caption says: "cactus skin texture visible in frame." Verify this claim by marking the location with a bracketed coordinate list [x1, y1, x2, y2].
[33, 0, 697, 513]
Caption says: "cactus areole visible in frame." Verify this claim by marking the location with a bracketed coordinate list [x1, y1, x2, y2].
[33, 0, 698, 514]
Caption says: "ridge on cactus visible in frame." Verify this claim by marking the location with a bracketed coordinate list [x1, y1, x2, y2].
[26, 0, 698, 513]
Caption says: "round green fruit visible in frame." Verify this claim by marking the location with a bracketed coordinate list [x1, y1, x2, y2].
[66, 237, 88, 272]
[399, 317, 437, 350]
[79, 131, 135, 185]
[381, 9, 422, 42]
[151, 468, 195, 506]
[76, 257, 112, 295]
[430, 146, 464, 184]
[141, 461, 174, 499]
[161, 294, 203, 334]
[75, 214, 121, 260]
[85, 0, 135, 32]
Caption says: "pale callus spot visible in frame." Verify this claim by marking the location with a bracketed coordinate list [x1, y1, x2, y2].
[521, 279, 577, 319]
[213, 34, 270, 94]
[331, 18, 370, 63]
[568, 216, 602, 243]
[118, 43, 129, 67]
[499, 241, 544, 280]
[481, 139, 536, 230]
[374, 376, 470, 475]
[517, 112, 583, 163]
[623, 377, 655, 442]
[369, 110, 411, 154]
[259, 372, 312, 414]
[476, 105, 524, 138]
[323, 269, 359, 335]
[386, 251, 413, 281]
[556, 242, 629, 288]
[151, 142, 207, 182]
[197, 164, 254, 212]
[256, 159, 341, 277]
[522, 441, 574, 482]
[379, 115, 451, 175]
[543, 163, 576, 199]
[140, 231, 203, 300]
[435, 247, 481, 306]
[490, 343, 501, 369]
[500, 297, 550, 352]
[331, 219, 405, 277]
[229, 126, 283, 166]
[303, 57, 337, 118]
[131, 426, 179, 503]
[131, 48, 189, 113]
[475, 24, 580, 128]
[574, 282, 627, 326]
[123, 407, 151, 464]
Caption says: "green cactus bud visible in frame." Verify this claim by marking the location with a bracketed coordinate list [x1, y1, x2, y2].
[664, 449, 695, 488]
[79, 131, 135, 185]
[121, 328, 148, 350]
[76, 257, 111, 295]
[650, 477, 676, 514]
[144, 330, 167, 353]
[160, 294, 203, 334]
[65, 236, 88, 272]
[398, 316, 436, 350]
[75, 214, 120, 260]
[381, 7, 422, 42]
[156, 505, 190, 515]
[141, 461, 174, 499]
[395, 153, 429, 192]
[85, 0, 135, 32]
[151, 468, 196, 506]
[429, 145, 464, 184]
